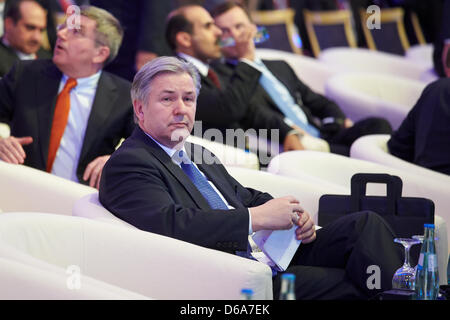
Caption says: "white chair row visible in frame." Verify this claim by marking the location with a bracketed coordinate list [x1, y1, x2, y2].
[255, 48, 430, 131]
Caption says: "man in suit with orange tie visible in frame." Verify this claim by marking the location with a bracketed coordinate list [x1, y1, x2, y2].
[0, 5, 135, 189]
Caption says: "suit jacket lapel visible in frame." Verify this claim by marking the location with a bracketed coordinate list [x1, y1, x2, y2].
[36, 62, 62, 167]
[133, 128, 212, 210]
[79, 71, 117, 165]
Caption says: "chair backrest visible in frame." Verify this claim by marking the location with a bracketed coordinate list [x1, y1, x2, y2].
[186, 135, 259, 170]
[410, 12, 426, 45]
[350, 134, 450, 187]
[250, 9, 302, 54]
[318, 47, 430, 82]
[227, 166, 347, 224]
[0, 160, 96, 215]
[303, 9, 357, 57]
[324, 72, 426, 129]
[360, 7, 409, 55]
[72, 192, 136, 228]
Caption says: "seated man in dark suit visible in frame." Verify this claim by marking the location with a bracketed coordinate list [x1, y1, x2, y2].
[165, 4, 309, 153]
[99, 56, 402, 300]
[388, 78, 450, 176]
[212, 2, 393, 156]
[0, 5, 135, 188]
[0, 0, 52, 77]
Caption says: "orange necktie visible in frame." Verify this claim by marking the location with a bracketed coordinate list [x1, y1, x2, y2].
[46, 78, 77, 172]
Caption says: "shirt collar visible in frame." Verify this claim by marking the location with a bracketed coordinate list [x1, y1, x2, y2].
[2, 37, 36, 60]
[143, 131, 189, 165]
[62, 70, 102, 89]
[178, 52, 209, 77]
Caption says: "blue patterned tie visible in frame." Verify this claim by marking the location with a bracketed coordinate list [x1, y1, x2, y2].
[177, 151, 229, 210]
[254, 60, 320, 137]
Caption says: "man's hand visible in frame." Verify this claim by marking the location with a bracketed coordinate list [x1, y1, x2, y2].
[82, 155, 110, 189]
[249, 196, 304, 232]
[344, 118, 354, 128]
[234, 23, 257, 61]
[136, 50, 158, 71]
[283, 133, 305, 151]
[294, 210, 316, 243]
[0, 136, 33, 164]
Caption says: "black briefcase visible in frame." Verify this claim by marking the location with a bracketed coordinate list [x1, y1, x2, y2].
[318, 173, 435, 239]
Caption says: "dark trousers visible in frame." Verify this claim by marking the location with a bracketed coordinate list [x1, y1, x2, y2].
[327, 117, 393, 156]
[272, 211, 403, 300]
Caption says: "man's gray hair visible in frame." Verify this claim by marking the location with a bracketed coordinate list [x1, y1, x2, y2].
[131, 56, 201, 105]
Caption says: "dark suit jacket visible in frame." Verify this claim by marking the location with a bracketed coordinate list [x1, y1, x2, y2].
[195, 60, 262, 136]
[214, 59, 346, 141]
[388, 78, 450, 175]
[0, 39, 52, 77]
[99, 127, 273, 254]
[0, 59, 136, 183]
[90, 0, 175, 81]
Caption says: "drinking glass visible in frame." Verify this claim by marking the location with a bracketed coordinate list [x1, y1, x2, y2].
[392, 238, 422, 289]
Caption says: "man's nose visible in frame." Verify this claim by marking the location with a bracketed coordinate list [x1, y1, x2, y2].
[214, 25, 223, 37]
[174, 98, 189, 114]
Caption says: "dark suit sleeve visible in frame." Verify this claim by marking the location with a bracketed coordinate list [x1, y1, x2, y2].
[388, 79, 450, 174]
[243, 88, 294, 142]
[99, 145, 272, 253]
[196, 62, 261, 126]
[0, 61, 20, 123]
[291, 65, 346, 121]
[137, 0, 172, 56]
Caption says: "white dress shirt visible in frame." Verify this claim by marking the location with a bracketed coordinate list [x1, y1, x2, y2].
[51, 71, 101, 182]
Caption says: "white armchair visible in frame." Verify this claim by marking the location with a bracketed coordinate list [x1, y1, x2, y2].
[186, 135, 259, 170]
[227, 166, 347, 225]
[318, 47, 431, 83]
[0, 212, 273, 299]
[324, 72, 426, 129]
[0, 161, 96, 215]
[267, 150, 448, 284]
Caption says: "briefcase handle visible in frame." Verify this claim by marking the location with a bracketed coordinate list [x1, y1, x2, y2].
[350, 173, 403, 213]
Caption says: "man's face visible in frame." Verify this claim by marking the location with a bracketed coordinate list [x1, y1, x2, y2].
[214, 6, 255, 59]
[53, 15, 107, 74]
[185, 6, 222, 62]
[5, 1, 46, 54]
[134, 72, 197, 149]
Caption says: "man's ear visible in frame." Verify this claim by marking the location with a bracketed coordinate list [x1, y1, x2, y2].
[93, 45, 110, 65]
[4, 17, 15, 34]
[133, 99, 144, 121]
[175, 31, 192, 49]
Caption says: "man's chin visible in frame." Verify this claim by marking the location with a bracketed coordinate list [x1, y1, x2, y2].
[170, 128, 190, 148]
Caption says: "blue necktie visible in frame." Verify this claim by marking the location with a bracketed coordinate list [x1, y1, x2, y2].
[254, 60, 320, 137]
[177, 151, 229, 210]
